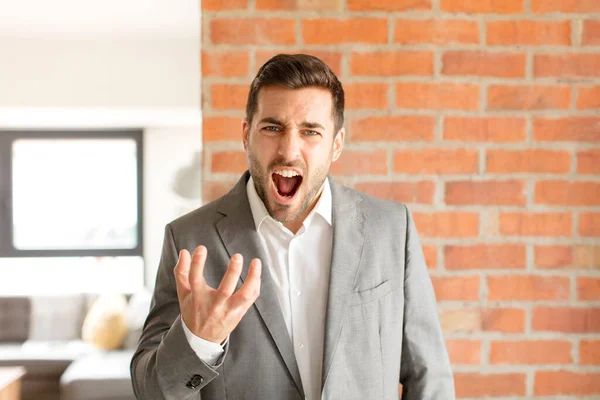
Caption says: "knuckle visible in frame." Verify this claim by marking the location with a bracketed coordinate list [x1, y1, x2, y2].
[239, 293, 252, 303]
[215, 290, 229, 302]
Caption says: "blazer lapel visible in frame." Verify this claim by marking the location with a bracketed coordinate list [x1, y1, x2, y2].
[321, 180, 366, 390]
[215, 172, 305, 397]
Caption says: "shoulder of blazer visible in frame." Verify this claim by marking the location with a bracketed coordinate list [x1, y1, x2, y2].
[332, 180, 408, 217]
[168, 172, 250, 235]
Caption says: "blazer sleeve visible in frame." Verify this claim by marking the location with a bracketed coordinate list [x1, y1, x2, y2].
[399, 206, 455, 399]
[130, 224, 229, 400]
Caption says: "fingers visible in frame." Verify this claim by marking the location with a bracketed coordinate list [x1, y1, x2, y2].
[217, 254, 244, 297]
[174, 249, 191, 303]
[229, 258, 261, 310]
[188, 246, 208, 296]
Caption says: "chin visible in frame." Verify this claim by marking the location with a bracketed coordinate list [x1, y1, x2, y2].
[266, 193, 303, 223]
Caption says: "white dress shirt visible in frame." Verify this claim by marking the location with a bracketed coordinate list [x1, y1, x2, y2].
[183, 176, 333, 400]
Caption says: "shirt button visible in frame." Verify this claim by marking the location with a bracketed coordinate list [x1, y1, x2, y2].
[298, 343, 304, 349]
[296, 290, 301, 296]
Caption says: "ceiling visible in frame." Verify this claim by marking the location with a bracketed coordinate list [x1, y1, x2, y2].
[0, 0, 199, 38]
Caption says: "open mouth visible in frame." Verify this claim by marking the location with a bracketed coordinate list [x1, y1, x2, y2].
[272, 170, 303, 200]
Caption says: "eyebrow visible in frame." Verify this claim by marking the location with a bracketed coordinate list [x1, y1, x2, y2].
[258, 117, 326, 130]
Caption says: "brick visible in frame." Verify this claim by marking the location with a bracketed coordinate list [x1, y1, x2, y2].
[487, 275, 570, 301]
[330, 150, 387, 176]
[455, 373, 526, 397]
[500, 212, 572, 237]
[583, 20, 600, 45]
[441, 0, 523, 13]
[487, 20, 571, 45]
[211, 19, 295, 45]
[256, 0, 341, 11]
[581, 340, 600, 365]
[210, 84, 248, 110]
[354, 181, 435, 204]
[534, 117, 600, 142]
[536, 245, 600, 269]
[577, 149, 600, 174]
[202, 51, 249, 78]
[577, 86, 600, 109]
[532, 0, 600, 13]
[535, 245, 572, 269]
[574, 246, 600, 268]
[396, 82, 479, 110]
[534, 371, 600, 396]
[446, 340, 481, 365]
[488, 85, 571, 110]
[211, 150, 247, 174]
[440, 308, 481, 333]
[483, 308, 526, 333]
[444, 117, 526, 142]
[202, 0, 247, 10]
[255, 50, 342, 76]
[202, 180, 236, 203]
[443, 51, 526, 78]
[203, 116, 243, 141]
[490, 340, 572, 364]
[302, 18, 387, 45]
[580, 213, 600, 236]
[533, 307, 600, 333]
[535, 54, 600, 78]
[440, 308, 525, 333]
[413, 212, 479, 238]
[487, 149, 570, 174]
[445, 244, 526, 270]
[350, 116, 435, 142]
[344, 83, 388, 110]
[348, 0, 431, 10]
[422, 245, 437, 270]
[445, 180, 526, 206]
[350, 51, 434, 77]
[431, 276, 480, 301]
[394, 149, 479, 175]
[535, 181, 600, 206]
[578, 277, 600, 300]
[394, 19, 479, 45]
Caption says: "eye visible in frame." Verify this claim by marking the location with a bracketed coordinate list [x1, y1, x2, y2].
[262, 125, 280, 132]
[304, 130, 320, 136]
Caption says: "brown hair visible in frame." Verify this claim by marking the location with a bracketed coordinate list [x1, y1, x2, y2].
[245, 53, 345, 133]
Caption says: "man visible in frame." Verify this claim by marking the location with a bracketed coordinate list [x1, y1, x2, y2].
[131, 54, 454, 400]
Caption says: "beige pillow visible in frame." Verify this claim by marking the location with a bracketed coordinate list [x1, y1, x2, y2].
[82, 293, 128, 350]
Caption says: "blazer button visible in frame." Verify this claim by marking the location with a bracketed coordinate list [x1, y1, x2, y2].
[186, 374, 204, 389]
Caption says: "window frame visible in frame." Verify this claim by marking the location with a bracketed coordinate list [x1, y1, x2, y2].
[0, 129, 144, 258]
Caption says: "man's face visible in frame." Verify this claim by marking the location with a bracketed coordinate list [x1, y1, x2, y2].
[243, 85, 344, 224]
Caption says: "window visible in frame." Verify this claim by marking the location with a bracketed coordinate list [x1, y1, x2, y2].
[0, 130, 143, 258]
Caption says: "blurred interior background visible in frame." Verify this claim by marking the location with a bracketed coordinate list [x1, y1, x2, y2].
[0, 0, 201, 399]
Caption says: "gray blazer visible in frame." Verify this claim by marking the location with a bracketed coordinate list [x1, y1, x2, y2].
[131, 171, 454, 400]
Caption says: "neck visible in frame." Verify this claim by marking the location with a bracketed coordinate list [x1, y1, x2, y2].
[283, 184, 325, 234]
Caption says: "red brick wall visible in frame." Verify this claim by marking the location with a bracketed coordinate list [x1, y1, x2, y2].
[201, 0, 600, 397]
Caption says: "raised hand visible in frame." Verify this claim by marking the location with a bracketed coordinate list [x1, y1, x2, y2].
[174, 245, 262, 344]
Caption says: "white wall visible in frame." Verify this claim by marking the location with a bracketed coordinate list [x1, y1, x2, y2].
[0, 37, 199, 109]
[0, 9, 201, 292]
[144, 126, 202, 287]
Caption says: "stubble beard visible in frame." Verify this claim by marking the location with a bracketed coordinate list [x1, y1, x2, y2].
[247, 147, 330, 224]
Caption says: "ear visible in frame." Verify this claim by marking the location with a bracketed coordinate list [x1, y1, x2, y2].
[242, 119, 249, 151]
[331, 128, 345, 162]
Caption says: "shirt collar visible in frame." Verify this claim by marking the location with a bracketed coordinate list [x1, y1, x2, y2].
[246, 175, 332, 231]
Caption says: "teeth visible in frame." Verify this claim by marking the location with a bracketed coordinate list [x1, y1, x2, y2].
[275, 170, 300, 178]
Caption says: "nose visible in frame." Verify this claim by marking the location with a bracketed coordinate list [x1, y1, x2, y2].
[278, 131, 301, 160]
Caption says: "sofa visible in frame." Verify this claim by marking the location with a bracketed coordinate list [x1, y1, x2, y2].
[0, 292, 150, 400]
